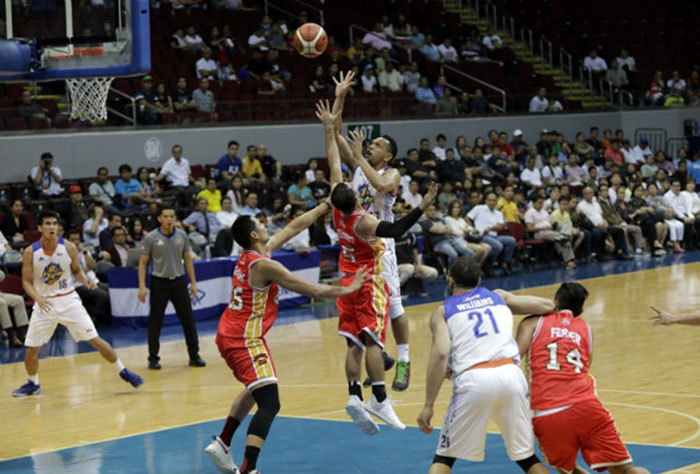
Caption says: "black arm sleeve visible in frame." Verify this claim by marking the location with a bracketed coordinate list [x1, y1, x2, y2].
[375, 207, 424, 239]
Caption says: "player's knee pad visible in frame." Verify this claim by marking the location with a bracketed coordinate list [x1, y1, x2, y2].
[252, 383, 281, 414]
[248, 384, 280, 440]
[432, 454, 456, 468]
[515, 454, 541, 473]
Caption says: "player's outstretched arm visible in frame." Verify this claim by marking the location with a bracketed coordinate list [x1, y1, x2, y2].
[267, 201, 332, 253]
[515, 315, 541, 360]
[330, 71, 355, 138]
[650, 305, 700, 326]
[417, 305, 450, 435]
[316, 100, 343, 187]
[347, 129, 401, 193]
[495, 289, 555, 315]
[335, 128, 359, 170]
[355, 182, 438, 241]
[255, 259, 370, 298]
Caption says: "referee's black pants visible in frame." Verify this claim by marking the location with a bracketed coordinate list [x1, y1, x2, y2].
[148, 276, 199, 362]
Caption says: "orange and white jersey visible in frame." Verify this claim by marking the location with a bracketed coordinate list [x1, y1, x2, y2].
[217, 250, 279, 342]
[333, 208, 385, 276]
[32, 238, 75, 298]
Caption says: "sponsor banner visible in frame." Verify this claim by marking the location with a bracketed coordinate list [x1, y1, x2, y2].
[107, 251, 320, 327]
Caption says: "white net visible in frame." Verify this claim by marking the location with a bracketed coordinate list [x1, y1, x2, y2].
[65, 77, 115, 122]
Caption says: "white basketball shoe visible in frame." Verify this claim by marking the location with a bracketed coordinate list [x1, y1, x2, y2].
[366, 395, 406, 430]
[204, 435, 238, 474]
[345, 395, 380, 435]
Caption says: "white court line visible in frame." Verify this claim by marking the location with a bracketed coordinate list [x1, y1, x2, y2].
[606, 402, 700, 446]
[661, 461, 700, 473]
[598, 388, 700, 400]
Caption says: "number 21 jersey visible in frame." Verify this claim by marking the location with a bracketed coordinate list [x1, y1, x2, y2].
[443, 287, 518, 376]
[217, 250, 279, 342]
[529, 311, 596, 410]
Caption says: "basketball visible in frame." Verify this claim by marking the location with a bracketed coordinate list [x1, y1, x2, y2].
[293, 23, 328, 58]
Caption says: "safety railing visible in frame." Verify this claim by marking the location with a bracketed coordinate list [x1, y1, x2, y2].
[107, 85, 136, 126]
[460, 0, 576, 86]
[665, 137, 688, 158]
[441, 64, 506, 112]
[599, 77, 635, 107]
[634, 128, 667, 153]
[263, 0, 324, 25]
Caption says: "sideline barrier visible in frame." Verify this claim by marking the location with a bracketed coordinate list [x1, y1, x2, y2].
[107, 251, 320, 327]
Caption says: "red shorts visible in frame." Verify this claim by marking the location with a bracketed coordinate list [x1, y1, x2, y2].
[533, 398, 631, 473]
[337, 275, 390, 349]
[215, 333, 278, 390]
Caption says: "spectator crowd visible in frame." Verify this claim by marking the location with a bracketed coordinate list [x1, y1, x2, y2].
[2, 126, 700, 338]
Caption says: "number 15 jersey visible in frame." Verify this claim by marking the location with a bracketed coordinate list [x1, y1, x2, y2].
[443, 287, 519, 377]
[217, 250, 279, 343]
[529, 311, 596, 410]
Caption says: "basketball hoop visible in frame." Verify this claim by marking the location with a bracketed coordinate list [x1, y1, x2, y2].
[66, 76, 114, 122]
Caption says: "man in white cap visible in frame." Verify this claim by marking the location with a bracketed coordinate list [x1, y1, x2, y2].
[510, 129, 529, 165]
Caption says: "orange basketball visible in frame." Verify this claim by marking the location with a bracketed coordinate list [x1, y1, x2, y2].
[293, 23, 328, 58]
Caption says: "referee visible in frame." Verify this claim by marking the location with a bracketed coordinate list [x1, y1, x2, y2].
[138, 206, 205, 369]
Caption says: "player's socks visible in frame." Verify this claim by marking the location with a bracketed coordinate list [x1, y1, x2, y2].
[397, 344, 410, 363]
[114, 358, 126, 373]
[348, 381, 363, 400]
[371, 382, 387, 403]
[240, 445, 260, 473]
[220, 416, 240, 446]
[29, 374, 39, 385]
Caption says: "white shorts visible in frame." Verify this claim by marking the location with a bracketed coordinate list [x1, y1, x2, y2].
[436, 364, 535, 462]
[25, 292, 99, 347]
[381, 239, 404, 320]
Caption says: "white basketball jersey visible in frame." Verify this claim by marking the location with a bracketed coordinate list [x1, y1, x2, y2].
[352, 166, 396, 223]
[32, 238, 75, 297]
[352, 166, 398, 271]
[443, 287, 519, 376]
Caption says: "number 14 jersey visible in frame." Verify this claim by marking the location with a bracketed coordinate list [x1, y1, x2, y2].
[217, 250, 279, 342]
[529, 311, 596, 410]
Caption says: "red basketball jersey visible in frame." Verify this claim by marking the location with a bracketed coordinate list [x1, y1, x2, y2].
[529, 311, 597, 410]
[333, 208, 385, 274]
[217, 250, 279, 342]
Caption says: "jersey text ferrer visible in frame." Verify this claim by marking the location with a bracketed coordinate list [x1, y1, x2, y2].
[529, 310, 596, 410]
[530, 311, 632, 472]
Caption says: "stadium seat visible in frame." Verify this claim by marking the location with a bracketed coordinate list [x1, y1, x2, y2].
[23, 230, 41, 243]
[7, 117, 28, 130]
[0, 274, 34, 308]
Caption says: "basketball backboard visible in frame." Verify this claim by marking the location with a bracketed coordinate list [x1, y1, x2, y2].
[0, 0, 150, 81]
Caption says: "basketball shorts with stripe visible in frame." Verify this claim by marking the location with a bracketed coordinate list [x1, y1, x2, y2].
[436, 364, 536, 462]
[25, 292, 98, 347]
[337, 275, 390, 349]
[533, 398, 632, 473]
[216, 333, 278, 390]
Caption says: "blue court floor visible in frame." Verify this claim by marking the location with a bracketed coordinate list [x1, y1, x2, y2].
[2, 415, 699, 473]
